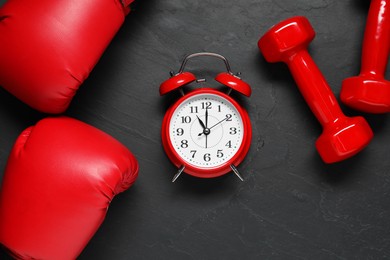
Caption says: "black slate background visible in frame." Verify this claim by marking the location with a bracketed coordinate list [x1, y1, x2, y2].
[1, 0, 390, 259]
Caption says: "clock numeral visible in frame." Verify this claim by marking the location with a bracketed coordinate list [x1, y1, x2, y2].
[226, 114, 232, 121]
[176, 128, 184, 136]
[229, 127, 237, 135]
[190, 106, 198, 114]
[226, 140, 232, 148]
[217, 150, 224, 158]
[203, 153, 211, 162]
[181, 116, 191, 124]
[218, 105, 221, 112]
[190, 150, 197, 158]
[181, 140, 188, 148]
[201, 102, 212, 110]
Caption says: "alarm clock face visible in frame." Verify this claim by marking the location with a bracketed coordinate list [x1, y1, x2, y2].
[168, 92, 244, 170]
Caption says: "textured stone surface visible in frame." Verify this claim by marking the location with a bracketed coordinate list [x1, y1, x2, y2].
[1, 0, 390, 259]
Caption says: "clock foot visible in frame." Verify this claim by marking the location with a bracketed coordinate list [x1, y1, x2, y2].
[230, 165, 244, 181]
[172, 165, 185, 182]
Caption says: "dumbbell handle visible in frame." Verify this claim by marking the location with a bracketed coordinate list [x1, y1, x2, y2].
[360, 0, 390, 77]
[287, 50, 344, 127]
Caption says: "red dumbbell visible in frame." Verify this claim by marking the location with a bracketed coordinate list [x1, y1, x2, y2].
[258, 16, 373, 163]
[340, 0, 390, 113]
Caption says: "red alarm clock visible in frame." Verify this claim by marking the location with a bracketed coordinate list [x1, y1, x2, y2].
[160, 53, 252, 182]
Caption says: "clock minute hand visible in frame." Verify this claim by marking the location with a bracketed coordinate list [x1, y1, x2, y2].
[205, 108, 209, 128]
[205, 108, 209, 149]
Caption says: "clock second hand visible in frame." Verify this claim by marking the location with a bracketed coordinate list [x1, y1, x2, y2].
[196, 109, 211, 149]
[196, 114, 210, 148]
[209, 116, 228, 130]
[205, 108, 209, 149]
[198, 115, 229, 136]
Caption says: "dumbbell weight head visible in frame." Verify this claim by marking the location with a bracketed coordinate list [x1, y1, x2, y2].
[340, 0, 390, 113]
[316, 116, 373, 163]
[341, 72, 390, 114]
[259, 16, 315, 63]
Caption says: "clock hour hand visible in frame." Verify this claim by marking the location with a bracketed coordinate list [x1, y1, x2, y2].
[196, 115, 206, 130]
[197, 115, 211, 139]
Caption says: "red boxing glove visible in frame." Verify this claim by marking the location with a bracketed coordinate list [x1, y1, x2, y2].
[0, 117, 139, 259]
[0, 0, 134, 114]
